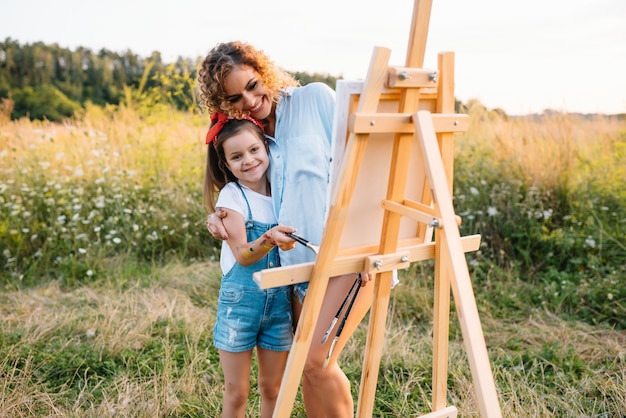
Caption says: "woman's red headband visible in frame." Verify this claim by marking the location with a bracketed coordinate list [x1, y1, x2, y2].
[205, 112, 265, 146]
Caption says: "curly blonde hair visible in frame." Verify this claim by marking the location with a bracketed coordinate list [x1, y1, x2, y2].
[197, 41, 299, 117]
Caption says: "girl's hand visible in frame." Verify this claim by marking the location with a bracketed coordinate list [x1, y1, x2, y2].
[265, 225, 297, 251]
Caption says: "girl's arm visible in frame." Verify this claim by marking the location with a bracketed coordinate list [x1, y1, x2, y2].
[221, 208, 297, 267]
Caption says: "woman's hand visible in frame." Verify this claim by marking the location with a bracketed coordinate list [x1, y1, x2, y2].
[359, 272, 374, 286]
[205, 210, 228, 240]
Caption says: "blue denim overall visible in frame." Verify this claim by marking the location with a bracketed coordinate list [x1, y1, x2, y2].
[213, 184, 293, 353]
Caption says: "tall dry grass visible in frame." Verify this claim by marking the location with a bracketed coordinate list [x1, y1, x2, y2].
[461, 101, 625, 194]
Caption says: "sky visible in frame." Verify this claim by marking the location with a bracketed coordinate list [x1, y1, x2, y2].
[2, 0, 625, 115]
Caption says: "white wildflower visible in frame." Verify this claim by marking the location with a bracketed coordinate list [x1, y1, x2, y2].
[487, 206, 499, 216]
[543, 209, 553, 219]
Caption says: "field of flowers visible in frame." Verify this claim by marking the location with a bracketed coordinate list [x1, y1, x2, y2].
[0, 104, 215, 288]
[455, 102, 625, 329]
[0, 101, 625, 416]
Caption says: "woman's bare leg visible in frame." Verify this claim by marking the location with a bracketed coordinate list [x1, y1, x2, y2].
[219, 349, 253, 418]
[300, 273, 374, 418]
[257, 347, 289, 418]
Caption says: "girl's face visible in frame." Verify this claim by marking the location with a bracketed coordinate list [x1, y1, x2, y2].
[222, 129, 270, 193]
[223, 65, 272, 120]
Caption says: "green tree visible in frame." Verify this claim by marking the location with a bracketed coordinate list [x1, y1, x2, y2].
[11, 84, 80, 121]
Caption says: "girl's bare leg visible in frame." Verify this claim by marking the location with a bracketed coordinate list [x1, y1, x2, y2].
[219, 349, 253, 418]
[257, 347, 289, 418]
[300, 273, 374, 418]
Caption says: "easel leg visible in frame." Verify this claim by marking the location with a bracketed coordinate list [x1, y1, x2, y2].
[415, 110, 502, 417]
[432, 234, 451, 410]
[356, 271, 394, 417]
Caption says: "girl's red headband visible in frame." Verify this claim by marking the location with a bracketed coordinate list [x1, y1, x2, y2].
[205, 112, 265, 146]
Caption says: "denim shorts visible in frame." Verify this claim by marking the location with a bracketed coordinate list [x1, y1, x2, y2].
[213, 282, 293, 353]
[293, 282, 309, 304]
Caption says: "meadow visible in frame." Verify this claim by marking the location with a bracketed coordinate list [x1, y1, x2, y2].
[0, 100, 625, 417]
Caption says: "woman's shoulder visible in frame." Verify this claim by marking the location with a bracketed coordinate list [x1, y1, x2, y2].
[286, 83, 335, 114]
[300, 82, 335, 95]
[288, 82, 335, 100]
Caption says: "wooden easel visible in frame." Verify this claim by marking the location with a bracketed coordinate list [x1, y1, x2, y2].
[254, 1, 502, 416]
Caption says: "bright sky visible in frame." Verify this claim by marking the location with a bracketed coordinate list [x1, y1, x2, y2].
[2, 0, 625, 115]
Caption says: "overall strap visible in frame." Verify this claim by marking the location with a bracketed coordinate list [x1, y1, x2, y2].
[234, 182, 254, 227]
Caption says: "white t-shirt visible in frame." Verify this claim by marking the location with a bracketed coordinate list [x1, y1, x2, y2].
[215, 182, 276, 274]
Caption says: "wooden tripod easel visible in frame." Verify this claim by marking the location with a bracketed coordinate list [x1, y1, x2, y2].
[254, 1, 502, 416]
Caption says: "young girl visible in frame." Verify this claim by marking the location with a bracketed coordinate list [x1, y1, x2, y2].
[204, 113, 297, 418]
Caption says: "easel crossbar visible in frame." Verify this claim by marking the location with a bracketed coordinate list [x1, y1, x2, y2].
[253, 234, 481, 289]
[381, 199, 440, 226]
[351, 113, 469, 134]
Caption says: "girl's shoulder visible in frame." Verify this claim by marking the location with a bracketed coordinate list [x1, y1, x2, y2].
[219, 181, 240, 196]
[216, 182, 246, 213]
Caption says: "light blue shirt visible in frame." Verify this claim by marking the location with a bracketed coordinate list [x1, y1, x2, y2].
[267, 82, 335, 266]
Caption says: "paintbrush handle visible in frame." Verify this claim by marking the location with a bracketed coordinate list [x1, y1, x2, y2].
[323, 337, 338, 369]
[321, 317, 338, 344]
[320, 274, 361, 343]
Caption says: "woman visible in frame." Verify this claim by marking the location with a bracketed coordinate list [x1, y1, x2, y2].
[198, 41, 374, 417]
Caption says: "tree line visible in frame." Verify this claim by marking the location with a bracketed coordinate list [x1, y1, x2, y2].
[0, 38, 339, 121]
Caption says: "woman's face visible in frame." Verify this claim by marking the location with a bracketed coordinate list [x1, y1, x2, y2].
[223, 65, 272, 120]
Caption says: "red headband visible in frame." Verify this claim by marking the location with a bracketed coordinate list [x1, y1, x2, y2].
[205, 112, 265, 146]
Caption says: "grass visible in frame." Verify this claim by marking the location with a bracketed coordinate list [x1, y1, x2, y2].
[0, 262, 624, 417]
[1, 101, 625, 416]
